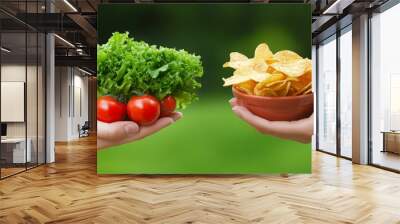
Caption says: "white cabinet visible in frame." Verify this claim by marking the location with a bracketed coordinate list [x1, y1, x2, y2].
[1, 138, 32, 163]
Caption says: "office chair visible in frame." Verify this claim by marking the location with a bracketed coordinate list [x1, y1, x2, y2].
[79, 121, 90, 138]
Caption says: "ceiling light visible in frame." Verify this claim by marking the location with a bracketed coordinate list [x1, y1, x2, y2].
[1, 47, 11, 53]
[78, 67, 93, 76]
[54, 34, 75, 48]
[63, 0, 78, 12]
[323, 0, 343, 14]
[322, 0, 355, 15]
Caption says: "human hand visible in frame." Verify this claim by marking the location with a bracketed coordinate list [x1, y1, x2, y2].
[97, 112, 182, 150]
[230, 98, 313, 143]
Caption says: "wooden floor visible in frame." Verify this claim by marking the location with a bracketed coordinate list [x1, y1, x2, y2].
[373, 151, 400, 171]
[1, 167, 26, 178]
[1, 136, 400, 224]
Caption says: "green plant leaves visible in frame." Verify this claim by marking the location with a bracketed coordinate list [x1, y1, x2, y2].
[97, 32, 204, 108]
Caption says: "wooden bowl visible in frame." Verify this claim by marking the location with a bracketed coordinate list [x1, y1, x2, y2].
[232, 87, 313, 121]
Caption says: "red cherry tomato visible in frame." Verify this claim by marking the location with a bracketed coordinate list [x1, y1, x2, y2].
[127, 95, 160, 126]
[97, 96, 126, 123]
[160, 96, 176, 117]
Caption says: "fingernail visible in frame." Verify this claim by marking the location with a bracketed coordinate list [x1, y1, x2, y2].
[172, 112, 182, 121]
[124, 124, 137, 135]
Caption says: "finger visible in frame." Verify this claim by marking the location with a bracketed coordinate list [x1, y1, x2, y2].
[232, 106, 313, 143]
[137, 117, 175, 140]
[232, 106, 270, 131]
[97, 120, 139, 140]
[169, 111, 182, 121]
[229, 98, 240, 107]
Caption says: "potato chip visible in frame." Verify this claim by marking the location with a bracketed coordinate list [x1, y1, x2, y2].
[252, 58, 269, 72]
[223, 75, 251, 86]
[266, 80, 292, 96]
[222, 67, 270, 86]
[291, 70, 311, 92]
[282, 81, 291, 96]
[230, 52, 248, 62]
[295, 82, 312, 96]
[234, 67, 270, 82]
[286, 85, 296, 96]
[273, 50, 302, 62]
[222, 42, 313, 97]
[271, 58, 311, 77]
[267, 66, 277, 74]
[235, 80, 257, 95]
[254, 86, 277, 97]
[303, 88, 312, 95]
[273, 80, 289, 92]
[263, 73, 286, 84]
[223, 58, 254, 70]
[254, 43, 273, 60]
[254, 73, 286, 96]
[266, 80, 287, 88]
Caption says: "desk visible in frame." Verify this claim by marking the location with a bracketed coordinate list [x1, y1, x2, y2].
[1, 138, 31, 163]
[381, 131, 400, 154]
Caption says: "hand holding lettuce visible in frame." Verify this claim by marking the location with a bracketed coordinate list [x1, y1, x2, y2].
[97, 32, 203, 149]
[97, 32, 203, 125]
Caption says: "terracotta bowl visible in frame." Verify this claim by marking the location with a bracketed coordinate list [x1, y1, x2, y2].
[232, 87, 313, 121]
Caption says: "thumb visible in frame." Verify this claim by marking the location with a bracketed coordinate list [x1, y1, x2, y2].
[97, 120, 139, 140]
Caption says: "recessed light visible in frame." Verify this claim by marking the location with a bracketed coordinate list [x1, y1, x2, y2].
[63, 0, 78, 12]
[54, 34, 75, 48]
[1, 47, 11, 53]
[78, 67, 93, 76]
[322, 0, 354, 15]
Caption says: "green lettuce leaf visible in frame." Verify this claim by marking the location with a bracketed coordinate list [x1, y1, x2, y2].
[97, 32, 203, 109]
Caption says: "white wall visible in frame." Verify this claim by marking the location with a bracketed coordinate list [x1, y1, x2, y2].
[1, 65, 41, 138]
[54, 67, 89, 141]
[1, 65, 26, 139]
[54, 67, 69, 141]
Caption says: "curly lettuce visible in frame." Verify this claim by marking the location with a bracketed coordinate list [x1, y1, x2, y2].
[97, 32, 203, 109]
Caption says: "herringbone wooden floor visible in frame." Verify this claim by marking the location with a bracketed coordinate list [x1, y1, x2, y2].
[1, 136, 400, 224]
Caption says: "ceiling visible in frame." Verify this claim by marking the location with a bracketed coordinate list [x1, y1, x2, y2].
[0, 0, 391, 73]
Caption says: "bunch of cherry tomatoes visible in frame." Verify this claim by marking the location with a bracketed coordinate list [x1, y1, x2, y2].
[97, 95, 176, 125]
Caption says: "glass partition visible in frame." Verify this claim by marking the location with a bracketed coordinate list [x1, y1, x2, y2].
[27, 30, 38, 169]
[1, 31, 28, 177]
[0, 2, 46, 179]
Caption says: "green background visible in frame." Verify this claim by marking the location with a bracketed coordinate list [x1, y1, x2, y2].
[97, 4, 312, 174]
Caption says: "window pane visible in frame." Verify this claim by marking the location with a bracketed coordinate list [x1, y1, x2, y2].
[339, 28, 352, 158]
[371, 3, 400, 171]
[317, 36, 337, 154]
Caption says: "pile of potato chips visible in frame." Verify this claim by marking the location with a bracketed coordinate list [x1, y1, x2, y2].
[222, 43, 312, 97]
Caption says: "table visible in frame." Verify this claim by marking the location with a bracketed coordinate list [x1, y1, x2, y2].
[381, 131, 400, 154]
